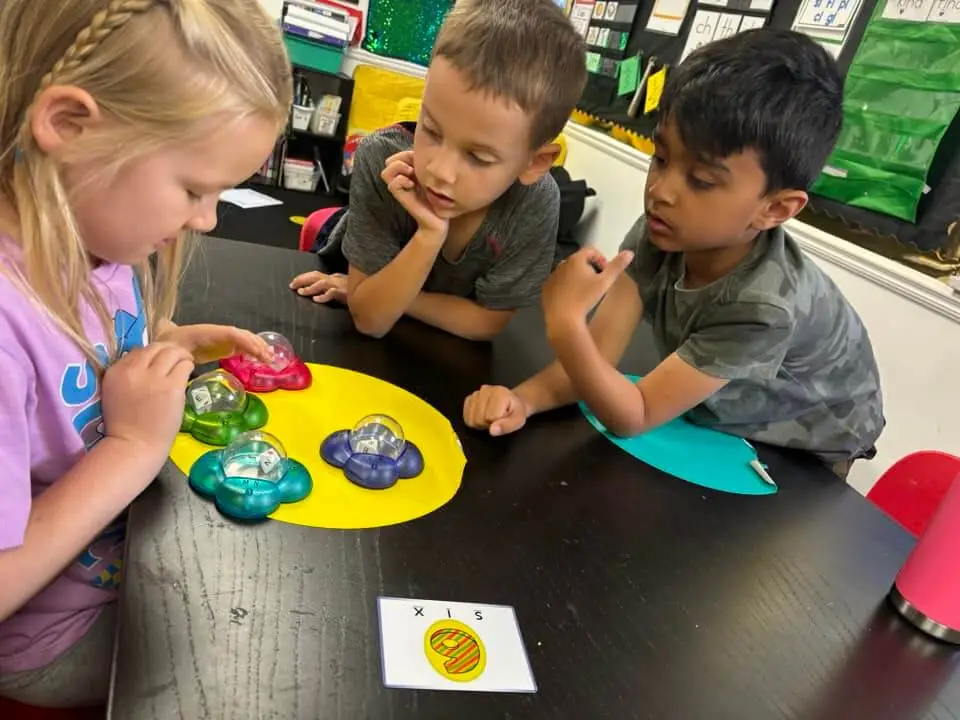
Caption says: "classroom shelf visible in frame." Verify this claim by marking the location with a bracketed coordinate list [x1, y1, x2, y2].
[252, 62, 354, 198]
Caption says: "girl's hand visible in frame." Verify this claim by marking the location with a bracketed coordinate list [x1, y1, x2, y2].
[381, 151, 449, 239]
[289, 271, 348, 304]
[157, 323, 272, 365]
[101, 342, 194, 463]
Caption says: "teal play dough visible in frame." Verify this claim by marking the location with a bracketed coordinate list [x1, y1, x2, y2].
[579, 375, 776, 496]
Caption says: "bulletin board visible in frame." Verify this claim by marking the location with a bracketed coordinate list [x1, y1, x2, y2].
[362, 0, 453, 67]
[810, 2, 960, 226]
[356, 0, 960, 251]
[575, 0, 878, 143]
[574, 0, 960, 252]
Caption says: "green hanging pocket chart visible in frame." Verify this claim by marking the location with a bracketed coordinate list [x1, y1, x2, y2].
[812, 8, 960, 222]
[618, 54, 641, 96]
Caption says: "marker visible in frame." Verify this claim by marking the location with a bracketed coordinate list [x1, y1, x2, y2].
[750, 459, 776, 487]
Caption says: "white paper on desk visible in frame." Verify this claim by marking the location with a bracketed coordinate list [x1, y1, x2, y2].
[377, 597, 536, 693]
[219, 188, 283, 209]
[646, 0, 692, 34]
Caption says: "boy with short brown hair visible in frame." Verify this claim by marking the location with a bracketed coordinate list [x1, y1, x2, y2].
[290, 0, 587, 340]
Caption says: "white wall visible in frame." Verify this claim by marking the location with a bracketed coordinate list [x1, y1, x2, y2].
[563, 123, 960, 495]
[258, 0, 284, 19]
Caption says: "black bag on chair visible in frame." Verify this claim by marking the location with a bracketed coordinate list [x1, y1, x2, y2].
[550, 166, 596, 268]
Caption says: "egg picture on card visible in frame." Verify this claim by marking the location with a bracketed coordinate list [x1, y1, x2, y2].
[377, 597, 536, 693]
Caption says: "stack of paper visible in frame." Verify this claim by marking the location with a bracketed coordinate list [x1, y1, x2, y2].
[282, 0, 354, 49]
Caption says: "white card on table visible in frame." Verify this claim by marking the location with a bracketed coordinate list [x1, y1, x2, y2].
[377, 597, 536, 693]
[219, 188, 283, 209]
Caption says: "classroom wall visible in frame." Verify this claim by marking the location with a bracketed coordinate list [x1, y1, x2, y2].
[258, 0, 284, 19]
[562, 124, 960, 496]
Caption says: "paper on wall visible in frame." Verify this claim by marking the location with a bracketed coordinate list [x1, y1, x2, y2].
[647, 0, 693, 34]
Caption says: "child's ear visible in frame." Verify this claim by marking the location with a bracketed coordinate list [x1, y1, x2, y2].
[517, 142, 560, 185]
[753, 189, 808, 231]
[29, 85, 101, 155]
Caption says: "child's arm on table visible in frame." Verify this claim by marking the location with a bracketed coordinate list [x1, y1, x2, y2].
[292, 269, 514, 339]
[406, 293, 514, 341]
[347, 151, 511, 339]
[543, 248, 728, 436]
[420, 183, 558, 342]
[464, 254, 643, 434]
[0, 343, 193, 621]
[345, 150, 448, 338]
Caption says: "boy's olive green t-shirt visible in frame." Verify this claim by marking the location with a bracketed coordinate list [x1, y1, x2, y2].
[621, 216, 885, 463]
[332, 124, 560, 310]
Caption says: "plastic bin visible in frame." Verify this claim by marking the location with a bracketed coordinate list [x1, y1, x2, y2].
[311, 109, 340, 137]
[283, 158, 319, 192]
[291, 104, 313, 131]
[284, 35, 345, 74]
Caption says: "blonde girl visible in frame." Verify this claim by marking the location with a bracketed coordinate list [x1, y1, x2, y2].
[0, 0, 292, 708]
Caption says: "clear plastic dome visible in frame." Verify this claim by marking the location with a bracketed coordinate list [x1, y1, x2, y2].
[187, 369, 246, 414]
[220, 430, 287, 482]
[250, 331, 295, 372]
[349, 414, 406, 460]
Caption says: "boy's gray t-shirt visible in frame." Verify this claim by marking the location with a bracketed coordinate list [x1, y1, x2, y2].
[620, 216, 884, 463]
[331, 124, 560, 310]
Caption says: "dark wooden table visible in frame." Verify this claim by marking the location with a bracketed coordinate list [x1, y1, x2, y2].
[109, 237, 960, 720]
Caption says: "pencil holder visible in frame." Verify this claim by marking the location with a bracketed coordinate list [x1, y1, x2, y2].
[291, 104, 313, 131]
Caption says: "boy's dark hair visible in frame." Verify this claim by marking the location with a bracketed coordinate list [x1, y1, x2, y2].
[433, 0, 587, 149]
[659, 29, 843, 192]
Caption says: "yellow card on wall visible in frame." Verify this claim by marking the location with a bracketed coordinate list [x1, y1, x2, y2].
[644, 67, 667, 114]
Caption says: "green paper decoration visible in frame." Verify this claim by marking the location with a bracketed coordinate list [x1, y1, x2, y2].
[362, 0, 454, 67]
[812, 13, 960, 222]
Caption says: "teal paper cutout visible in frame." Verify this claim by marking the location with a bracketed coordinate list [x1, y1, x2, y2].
[579, 375, 776, 496]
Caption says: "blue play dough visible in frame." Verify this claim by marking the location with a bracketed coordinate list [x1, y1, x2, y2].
[579, 375, 776, 496]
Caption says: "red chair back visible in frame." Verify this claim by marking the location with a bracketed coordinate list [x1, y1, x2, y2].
[867, 451, 960, 537]
[299, 207, 342, 253]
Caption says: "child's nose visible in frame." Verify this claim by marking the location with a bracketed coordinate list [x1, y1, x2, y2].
[186, 202, 218, 234]
[427, 149, 458, 187]
[648, 170, 680, 206]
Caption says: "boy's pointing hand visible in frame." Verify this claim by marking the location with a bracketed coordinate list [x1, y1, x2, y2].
[542, 248, 634, 331]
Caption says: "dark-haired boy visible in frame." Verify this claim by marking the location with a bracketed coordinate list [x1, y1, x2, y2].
[289, 0, 586, 341]
[464, 29, 884, 477]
